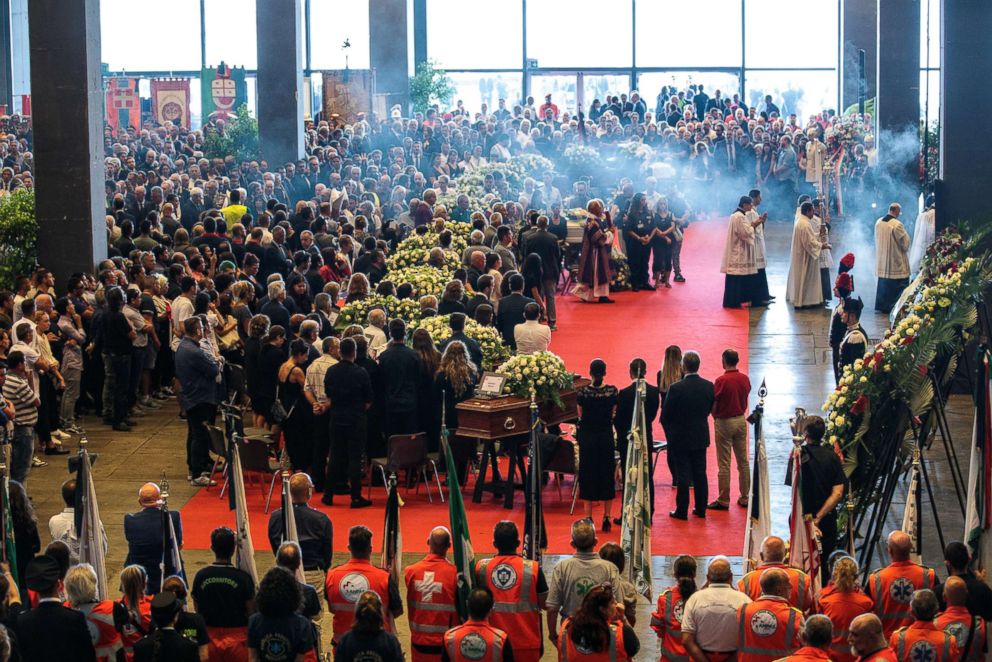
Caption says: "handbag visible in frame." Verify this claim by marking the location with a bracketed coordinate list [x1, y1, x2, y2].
[270, 381, 297, 424]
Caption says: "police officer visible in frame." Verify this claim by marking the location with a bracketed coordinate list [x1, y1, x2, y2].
[838, 297, 867, 377]
[325, 525, 403, 648]
[738, 536, 813, 613]
[132, 592, 199, 662]
[867, 532, 937, 639]
[736, 568, 805, 662]
[624, 193, 655, 291]
[889, 590, 958, 662]
[442, 588, 513, 662]
[475, 521, 547, 662]
[405, 527, 459, 662]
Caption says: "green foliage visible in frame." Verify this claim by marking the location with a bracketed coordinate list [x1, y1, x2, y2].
[204, 104, 259, 162]
[409, 60, 455, 114]
[0, 189, 37, 290]
[922, 120, 940, 191]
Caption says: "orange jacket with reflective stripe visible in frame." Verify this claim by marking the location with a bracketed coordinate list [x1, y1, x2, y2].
[816, 583, 875, 662]
[326, 558, 393, 644]
[118, 594, 153, 653]
[774, 645, 833, 662]
[855, 647, 900, 662]
[935, 606, 986, 662]
[558, 619, 628, 662]
[475, 555, 541, 654]
[737, 596, 804, 662]
[867, 562, 937, 638]
[739, 565, 814, 613]
[443, 620, 508, 662]
[650, 585, 689, 662]
[405, 553, 460, 648]
[889, 621, 959, 662]
[78, 600, 125, 662]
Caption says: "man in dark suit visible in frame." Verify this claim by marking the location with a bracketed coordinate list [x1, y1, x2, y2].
[660, 351, 714, 520]
[495, 273, 535, 349]
[124, 482, 184, 594]
[466, 275, 493, 320]
[615, 358, 661, 516]
[525, 216, 563, 330]
[16, 555, 96, 661]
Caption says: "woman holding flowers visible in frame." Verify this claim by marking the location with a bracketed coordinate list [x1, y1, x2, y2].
[577, 358, 619, 532]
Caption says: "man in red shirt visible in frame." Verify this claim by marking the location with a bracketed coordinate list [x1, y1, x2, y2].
[709, 348, 752, 510]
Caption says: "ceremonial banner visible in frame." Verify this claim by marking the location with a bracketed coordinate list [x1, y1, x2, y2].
[321, 70, 374, 123]
[620, 379, 652, 598]
[227, 435, 259, 584]
[902, 457, 923, 565]
[522, 397, 546, 564]
[743, 404, 771, 572]
[105, 77, 140, 135]
[443, 408, 474, 620]
[382, 473, 402, 586]
[201, 63, 248, 122]
[151, 78, 191, 128]
[280, 473, 307, 583]
[76, 447, 108, 599]
[788, 444, 822, 594]
[965, 350, 992, 572]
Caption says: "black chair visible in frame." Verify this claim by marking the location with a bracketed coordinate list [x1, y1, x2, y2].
[368, 433, 444, 503]
[203, 423, 228, 493]
[544, 436, 580, 514]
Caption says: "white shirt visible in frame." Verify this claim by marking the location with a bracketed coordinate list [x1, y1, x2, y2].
[170, 295, 194, 351]
[514, 320, 551, 355]
[681, 583, 753, 652]
[304, 354, 338, 405]
[49, 507, 109, 557]
[363, 325, 388, 359]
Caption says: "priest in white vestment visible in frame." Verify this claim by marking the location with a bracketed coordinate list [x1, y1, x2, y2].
[908, 196, 936, 274]
[721, 195, 759, 308]
[786, 201, 825, 308]
[874, 203, 911, 313]
[747, 188, 771, 303]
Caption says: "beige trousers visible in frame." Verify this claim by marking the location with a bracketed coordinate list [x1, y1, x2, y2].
[714, 415, 750, 506]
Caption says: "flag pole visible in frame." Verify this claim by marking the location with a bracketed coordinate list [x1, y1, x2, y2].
[621, 374, 652, 598]
[742, 379, 767, 572]
[523, 389, 544, 563]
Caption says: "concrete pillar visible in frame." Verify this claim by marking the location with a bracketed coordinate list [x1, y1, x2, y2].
[841, 0, 876, 110]
[939, 0, 992, 229]
[28, 0, 106, 281]
[370, 0, 409, 111]
[876, 0, 920, 180]
[256, 0, 304, 167]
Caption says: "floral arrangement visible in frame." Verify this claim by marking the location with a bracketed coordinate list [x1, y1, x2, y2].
[562, 144, 601, 176]
[512, 153, 554, 178]
[413, 314, 510, 371]
[616, 141, 656, 163]
[436, 155, 554, 213]
[498, 351, 575, 406]
[389, 265, 451, 298]
[610, 250, 630, 291]
[336, 294, 422, 330]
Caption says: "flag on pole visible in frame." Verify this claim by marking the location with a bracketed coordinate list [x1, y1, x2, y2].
[965, 349, 992, 572]
[160, 501, 185, 594]
[226, 435, 259, 585]
[76, 444, 108, 600]
[382, 473, 402, 586]
[902, 452, 923, 565]
[0, 464, 17, 587]
[280, 472, 307, 584]
[442, 398, 474, 620]
[743, 402, 771, 572]
[522, 396, 546, 563]
[620, 378, 652, 599]
[788, 444, 822, 594]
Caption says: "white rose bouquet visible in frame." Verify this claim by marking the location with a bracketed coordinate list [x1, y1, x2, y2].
[498, 351, 574, 405]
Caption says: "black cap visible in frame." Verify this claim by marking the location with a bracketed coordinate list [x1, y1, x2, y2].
[24, 555, 60, 592]
[846, 296, 864, 316]
[151, 590, 182, 621]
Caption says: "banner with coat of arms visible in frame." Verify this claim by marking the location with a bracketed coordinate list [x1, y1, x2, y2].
[105, 77, 140, 135]
[151, 78, 191, 128]
[201, 63, 247, 122]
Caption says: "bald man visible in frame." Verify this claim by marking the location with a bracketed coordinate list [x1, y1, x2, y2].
[736, 568, 805, 662]
[682, 557, 752, 662]
[405, 527, 459, 662]
[935, 577, 987, 662]
[739, 536, 814, 612]
[123, 482, 183, 594]
[850, 614, 898, 662]
[267, 472, 333, 578]
[867, 531, 937, 638]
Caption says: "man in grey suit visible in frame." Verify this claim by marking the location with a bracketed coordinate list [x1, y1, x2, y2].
[660, 351, 714, 520]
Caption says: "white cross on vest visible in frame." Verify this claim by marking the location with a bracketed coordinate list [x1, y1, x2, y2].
[415, 571, 443, 603]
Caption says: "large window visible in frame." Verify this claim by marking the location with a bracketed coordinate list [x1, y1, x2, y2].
[101, 0, 202, 71]
[310, 0, 370, 70]
[745, 0, 838, 69]
[636, 1, 742, 67]
[446, 72, 521, 116]
[526, 0, 632, 68]
[204, 0, 258, 69]
[745, 70, 838, 118]
[427, 0, 521, 69]
[637, 72, 742, 113]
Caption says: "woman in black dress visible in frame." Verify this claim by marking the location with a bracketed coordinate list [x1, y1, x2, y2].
[433, 341, 478, 483]
[277, 339, 310, 472]
[256, 325, 287, 431]
[244, 315, 270, 429]
[521, 253, 546, 316]
[577, 358, 619, 532]
[650, 197, 676, 288]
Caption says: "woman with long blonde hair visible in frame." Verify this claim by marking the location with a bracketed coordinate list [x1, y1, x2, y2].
[817, 556, 873, 662]
[434, 342, 478, 482]
[118, 565, 152, 657]
[658, 344, 684, 488]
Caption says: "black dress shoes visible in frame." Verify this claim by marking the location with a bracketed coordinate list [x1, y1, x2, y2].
[669, 511, 688, 521]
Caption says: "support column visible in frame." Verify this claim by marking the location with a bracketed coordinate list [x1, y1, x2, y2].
[841, 0, 876, 110]
[876, 0, 920, 182]
[370, 0, 409, 112]
[28, 0, 105, 281]
[939, 0, 992, 229]
[256, 0, 303, 167]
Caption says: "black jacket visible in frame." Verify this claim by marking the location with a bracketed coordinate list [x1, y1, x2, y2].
[495, 293, 535, 348]
[526, 228, 563, 279]
[16, 601, 96, 662]
[615, 381, 661, 443]
[267, 503, 333, 570]
[377, 342, 422, 413]
[660, 373, 714, 451]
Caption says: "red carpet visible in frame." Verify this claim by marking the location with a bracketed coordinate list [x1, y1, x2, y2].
[180, 219, 749, 556]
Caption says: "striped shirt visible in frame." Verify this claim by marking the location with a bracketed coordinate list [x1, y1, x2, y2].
[3, 372, 38, 426]
[304, 354, 338, 405]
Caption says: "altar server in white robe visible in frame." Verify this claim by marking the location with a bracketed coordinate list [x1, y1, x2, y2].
[811, 197, 834, 301]
[874, 202, 911, 313]
[721, 195, 759, 308]
[908, 195, 936, 275]
[748, 188, 772, 303]
[786, 200, 825, 308]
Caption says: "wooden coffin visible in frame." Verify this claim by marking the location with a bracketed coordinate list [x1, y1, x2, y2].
[456, 377, 589, 440]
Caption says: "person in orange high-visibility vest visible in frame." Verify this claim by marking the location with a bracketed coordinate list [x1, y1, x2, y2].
[651, 555, 697, 662]
[738, 537, 814, 613]
[557, 584, 640, 661]
[817, 556, 874, 662]
[326, 525, 403, 648]
[889, 590, 959, 662]
[736, 568, 804, 662]
[442, 587, 513, 662]
[65, 564, 125, 662]
[475, 521, 548, 662]
[935, 578, 985, 662]
[776, 615, 834, 662]
[406, 526, 460, 662]
[849, 614, 899, 662]
[867, 531, 937, 639]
